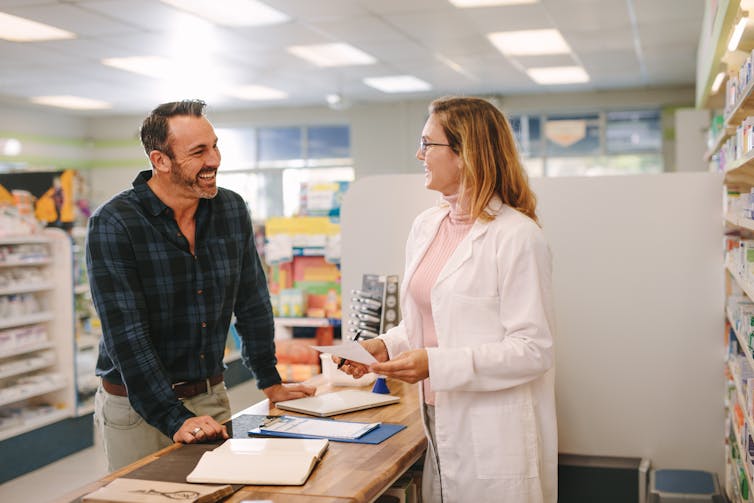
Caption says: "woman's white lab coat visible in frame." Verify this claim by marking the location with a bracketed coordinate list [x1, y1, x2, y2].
[379, 199, 557, 503]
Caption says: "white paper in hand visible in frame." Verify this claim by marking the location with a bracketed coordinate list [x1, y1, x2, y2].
[310, 341, 378, 365]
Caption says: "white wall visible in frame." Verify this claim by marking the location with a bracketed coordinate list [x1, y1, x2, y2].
[0, 102, 89, 169]
[341, 172, 724, 476]
[675, 108, 710, 172]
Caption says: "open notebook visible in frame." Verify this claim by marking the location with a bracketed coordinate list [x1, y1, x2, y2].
[186, 438, 328, 486]
[275, 389, 400, 417]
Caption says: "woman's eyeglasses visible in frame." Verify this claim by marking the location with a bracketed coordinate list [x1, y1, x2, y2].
[419, 138, 451, 155]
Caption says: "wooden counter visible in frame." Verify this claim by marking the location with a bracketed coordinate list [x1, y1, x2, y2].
[55, 377, 426, 503]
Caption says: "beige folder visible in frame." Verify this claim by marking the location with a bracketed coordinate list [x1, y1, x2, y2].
[186, 438, 329, 486]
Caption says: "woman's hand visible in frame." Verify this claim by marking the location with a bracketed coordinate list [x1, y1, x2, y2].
[369, 349, 429, 384]
[336, 338, 389, 379]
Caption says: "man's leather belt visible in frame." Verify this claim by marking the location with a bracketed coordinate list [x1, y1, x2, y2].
[102, 374, 223, 399]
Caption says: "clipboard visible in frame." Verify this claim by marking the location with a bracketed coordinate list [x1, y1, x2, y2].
[274, 389, 400, 417]
[249, 416, 406, 444]
[257, 415, 380, 440]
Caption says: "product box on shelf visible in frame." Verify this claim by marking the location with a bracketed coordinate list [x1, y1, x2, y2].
[265, 216, 341, 319]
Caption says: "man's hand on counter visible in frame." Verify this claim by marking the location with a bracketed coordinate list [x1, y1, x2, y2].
[263, 382, 317, 404]
[174, 415, 229, 444]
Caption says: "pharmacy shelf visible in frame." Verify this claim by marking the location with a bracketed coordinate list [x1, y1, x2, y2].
[0, 258, 52, 268]
[727, 76, 754, 126]
[0, 356, 55, 381]
[274, 317, 338, 328]
[727, 360, 754, 491]
[705, 127, 735, 162]
[725, 150, 754, 185]
[0, 282, 54, 296]
[0, 408, 70, 443]
[0, 341, 54, 359]
[0, 380, 67, 408]
[0, 235, 50, 245]
[0, 312, 54, 331]
[728, 262, 754, 305]
[727, 309, 754, 372]
[727, 213, 754, 232]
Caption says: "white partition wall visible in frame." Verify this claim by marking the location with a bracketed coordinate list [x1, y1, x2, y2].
[340, 172, 724, 476]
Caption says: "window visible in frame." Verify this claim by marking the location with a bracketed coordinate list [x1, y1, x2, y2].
[216, 125, 352, 219]
[307, 126, 350, 161]
[605, 110, 662, 154]
[258, 127, 304, 167]
[544, 114, 600, 157]
[509, 109, 663, 177]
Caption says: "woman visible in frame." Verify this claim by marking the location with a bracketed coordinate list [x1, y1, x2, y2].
[342, 97, 556, 502]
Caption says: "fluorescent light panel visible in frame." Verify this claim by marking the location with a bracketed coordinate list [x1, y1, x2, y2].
[526, 66, 589, 84]
[31, 95, 111, 110]
[488, 29, 571, 56]
[728, 16, 748, 51]
[363, 75, 431, 93]
[288, 43, 376, 67]
[102, 56, 169, 76]
[450, 0, 538, 7]
[711, 72, 726, 93]
[0, 11, 75, 42]
[159, 0, 289, 27]
[225, 85, 287, 101]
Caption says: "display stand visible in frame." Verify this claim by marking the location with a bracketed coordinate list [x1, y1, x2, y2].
[347, 274, 401, 394]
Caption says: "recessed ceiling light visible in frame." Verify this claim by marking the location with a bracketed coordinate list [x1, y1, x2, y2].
[450, 0, 538, 6]
[487, 29, 571, 56]
[159, 0, 289, 27]
[0, 11, 75, 42]
[363, 75, 432, 93]
[31, 95, 111, 110]
[288, 43, 376, 67]
[526, 66, 590, 85]
[102, 56, 169, 76]
[225, 85, 287, 101]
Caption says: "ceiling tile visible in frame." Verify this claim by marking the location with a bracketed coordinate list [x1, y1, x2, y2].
[2, 3, 141, 37]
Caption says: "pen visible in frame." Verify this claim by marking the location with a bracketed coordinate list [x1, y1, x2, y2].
[337, 332, 361, 369]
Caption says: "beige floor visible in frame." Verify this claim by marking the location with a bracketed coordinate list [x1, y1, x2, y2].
[0, 379, 265, 503]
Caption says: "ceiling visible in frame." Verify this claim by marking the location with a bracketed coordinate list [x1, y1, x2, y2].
[0, 0, 704, 116]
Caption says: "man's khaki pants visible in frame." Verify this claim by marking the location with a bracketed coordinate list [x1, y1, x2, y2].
[94, 381, 231, 472]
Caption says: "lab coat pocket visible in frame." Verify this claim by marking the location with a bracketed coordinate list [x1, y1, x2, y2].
[449, 293, 500, 337]
[469, 400, 538, 479]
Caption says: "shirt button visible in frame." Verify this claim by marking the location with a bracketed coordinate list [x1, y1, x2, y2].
[197, 289, 203, 295]
[201, 322, 207, 328]
[176, 232, 181, 236]
[199, 353, 205, 359]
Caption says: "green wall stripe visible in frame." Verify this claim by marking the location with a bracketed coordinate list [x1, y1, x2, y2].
[0, 132, 140, 149]
[0, 155, 144, 169]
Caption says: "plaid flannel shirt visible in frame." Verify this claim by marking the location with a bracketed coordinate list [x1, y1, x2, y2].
[86, 170, 280, 438]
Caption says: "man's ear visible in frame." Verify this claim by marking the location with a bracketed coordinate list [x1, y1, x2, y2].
[149, 150, 170, 173]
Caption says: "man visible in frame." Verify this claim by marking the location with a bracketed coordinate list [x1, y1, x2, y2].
[87, 100, 315, 471]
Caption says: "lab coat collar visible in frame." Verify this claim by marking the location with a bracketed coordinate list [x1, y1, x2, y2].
[404, 197, 504, 294]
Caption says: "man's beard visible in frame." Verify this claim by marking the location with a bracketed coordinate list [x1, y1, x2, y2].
[170, 163, 218, 199]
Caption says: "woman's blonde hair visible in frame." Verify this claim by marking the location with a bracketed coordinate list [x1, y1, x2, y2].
[429, 96, 538, 224]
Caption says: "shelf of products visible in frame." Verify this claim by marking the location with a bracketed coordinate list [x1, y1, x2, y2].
[703, 2, 754, 499]
[71, 226, 100, 415]
[0, 229, 75, 442]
